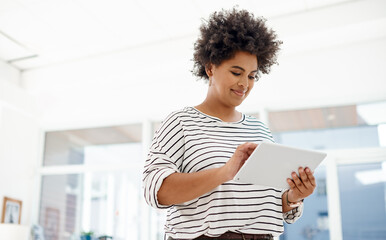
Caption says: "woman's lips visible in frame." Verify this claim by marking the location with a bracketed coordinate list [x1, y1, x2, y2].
[231, 89, 246, 97]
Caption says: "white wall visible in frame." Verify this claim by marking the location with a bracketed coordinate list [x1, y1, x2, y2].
[0, 60, 20, 86]
[0, 60, 40, 226]
[20, 0, 386, 130]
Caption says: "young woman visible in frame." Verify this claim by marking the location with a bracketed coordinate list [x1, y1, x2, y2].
[143, 8, 316, 240]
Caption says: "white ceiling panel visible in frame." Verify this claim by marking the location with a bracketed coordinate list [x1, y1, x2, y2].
[193, 0, 305, 19]
[0, 31, 35, 61]
[136, 0, 201, 37]
[0, 0, 24, 15]
[19, 0, 115, 51]
[76, 0, 167, 44]
[11, 55, 48, 69]
[305, 0, 352, 9]
[0, 3, 48, 52]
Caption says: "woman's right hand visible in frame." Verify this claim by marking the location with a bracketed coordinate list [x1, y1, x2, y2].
[222, 142, 258, 181]
[158, 142, 258, 205]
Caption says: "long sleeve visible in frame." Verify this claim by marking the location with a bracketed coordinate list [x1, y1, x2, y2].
[283, 202, 304, 224]
[275, 162, 304, 224]
[142, 112, 185, 209]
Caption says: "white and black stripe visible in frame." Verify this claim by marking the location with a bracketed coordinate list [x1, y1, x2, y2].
[143, 107, 302, 239]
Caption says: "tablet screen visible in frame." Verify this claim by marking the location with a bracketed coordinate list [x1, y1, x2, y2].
[233, 142, 327, 189]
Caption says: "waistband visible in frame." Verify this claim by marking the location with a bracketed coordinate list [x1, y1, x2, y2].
[168, 232, 273, 240]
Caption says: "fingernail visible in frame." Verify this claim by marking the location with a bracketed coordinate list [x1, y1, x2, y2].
[306, 168, 310, 173]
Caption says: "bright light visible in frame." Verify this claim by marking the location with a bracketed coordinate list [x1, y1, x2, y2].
[378, 124, 386, 147]
[357, 101, 386, 125]
[355, 162, 386, 185]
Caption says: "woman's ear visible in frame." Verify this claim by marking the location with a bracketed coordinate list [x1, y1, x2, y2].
[205, 64, 213, 77]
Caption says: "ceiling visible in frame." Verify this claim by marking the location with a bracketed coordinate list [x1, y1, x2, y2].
[0, 0, 356, 70]
[1, 0, 386, 130]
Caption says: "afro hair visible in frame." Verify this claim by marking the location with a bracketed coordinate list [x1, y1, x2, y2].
[192, 8, 282, 82]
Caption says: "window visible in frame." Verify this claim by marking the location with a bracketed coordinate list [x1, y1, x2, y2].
[38, 124, 164, 240]
[338, 161, 386, 240]
[272, 101, 386, 240]
[281, 166, 330, 240]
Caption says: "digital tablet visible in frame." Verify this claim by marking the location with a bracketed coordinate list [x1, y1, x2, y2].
[233, 142, 327, 189]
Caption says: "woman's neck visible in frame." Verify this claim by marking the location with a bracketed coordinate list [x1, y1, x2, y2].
[195, 101, 241, 122]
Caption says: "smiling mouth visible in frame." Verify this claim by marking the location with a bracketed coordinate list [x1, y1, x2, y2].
[231, 89, 246, 97]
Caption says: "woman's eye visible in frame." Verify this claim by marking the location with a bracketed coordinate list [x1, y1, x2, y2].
[248, 76, 255, 80]
[231, 72, 241, 76]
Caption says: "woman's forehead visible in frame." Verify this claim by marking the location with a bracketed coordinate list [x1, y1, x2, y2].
[222, 51, 258, 69]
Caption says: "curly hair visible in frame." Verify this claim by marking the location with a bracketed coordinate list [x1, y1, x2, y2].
[192, 8, 282, 82]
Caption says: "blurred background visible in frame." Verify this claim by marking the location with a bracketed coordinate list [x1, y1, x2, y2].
[0, 0, 385, 239]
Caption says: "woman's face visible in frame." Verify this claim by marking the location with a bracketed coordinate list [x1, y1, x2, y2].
[207, 51, 258, 108]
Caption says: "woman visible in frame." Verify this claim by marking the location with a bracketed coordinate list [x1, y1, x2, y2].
[143, 8, 316, 240]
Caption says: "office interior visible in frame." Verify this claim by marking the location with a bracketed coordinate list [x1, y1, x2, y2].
[0, 0, 385, 239]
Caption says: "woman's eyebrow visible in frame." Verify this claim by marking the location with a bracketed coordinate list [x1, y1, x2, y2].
[231, 66, 258, 73]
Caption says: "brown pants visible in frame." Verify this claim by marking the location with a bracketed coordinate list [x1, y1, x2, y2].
[167, 232, 273, 240]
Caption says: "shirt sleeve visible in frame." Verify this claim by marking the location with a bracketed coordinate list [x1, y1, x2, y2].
[283, 203, 304, 224]
[142, 112, 185, 209]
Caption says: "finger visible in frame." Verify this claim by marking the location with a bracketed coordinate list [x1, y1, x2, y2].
[291, 172, 304, 194]
[244, 142, 258, 151]
[287, 178, 298, 192]
[298, 167, 312, 189]
[238, 142, 257, 151]
[246, 148, 255, 156]
[234, 144, 256, 162]
[287, 179, 303, 200]
[305, 167, 316, 187]
[239, 142, 258, 156]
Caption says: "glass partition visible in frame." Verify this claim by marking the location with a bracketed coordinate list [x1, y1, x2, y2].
[274, 101, 386, 240]
[38, 124, 160, 240]
[40, 174, 82, 240]
[338, 161, 386, 240]
[43, 124, 141, 166]
[280, 166, 329, 240]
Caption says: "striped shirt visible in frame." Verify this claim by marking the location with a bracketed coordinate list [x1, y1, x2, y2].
[143, 107, 303, 239]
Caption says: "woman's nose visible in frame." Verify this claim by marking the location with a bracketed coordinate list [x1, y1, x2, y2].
[238, 76, 248, 88]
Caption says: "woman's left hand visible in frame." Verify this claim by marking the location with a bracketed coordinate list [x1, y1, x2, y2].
[287, 167, 316, 202]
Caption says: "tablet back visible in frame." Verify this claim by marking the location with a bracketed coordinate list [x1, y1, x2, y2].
[233, 142, 327, 189]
